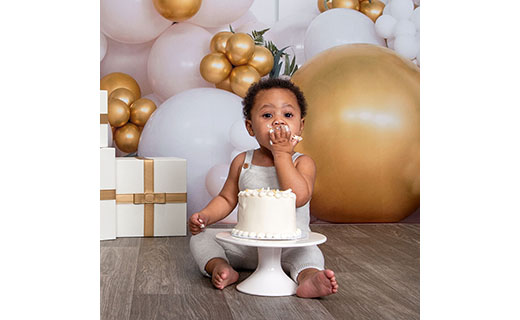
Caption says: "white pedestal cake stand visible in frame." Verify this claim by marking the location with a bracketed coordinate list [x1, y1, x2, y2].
[215, 231, 327, 297]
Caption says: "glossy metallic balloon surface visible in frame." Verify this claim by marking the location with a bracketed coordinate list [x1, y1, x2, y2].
[100, 72, 141, 99]
[200, 52, 233, 84]
[114, 122, 141, 153]
[229, 65, 260, 98]
[215, 76, 233, 92]
[247, 46, 274, 76]
[225, 33, 255, 66]
[210, 31, 233, 54]
[318, 0, 333, 12]
[332, 0, 359, 10]
[109, 87, 136, 106]
[108, 98, 131, 128]
[359, 0, 385, 22]
[130, 98, 157, 127]
[292, 44, 419, 222]
[152, 0, 202, 21]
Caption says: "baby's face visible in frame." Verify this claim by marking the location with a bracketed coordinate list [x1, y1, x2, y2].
[246, 88, 304, 148]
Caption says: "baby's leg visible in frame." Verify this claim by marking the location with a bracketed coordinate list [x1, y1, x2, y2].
[189, 229, 238, 289]
[281, 245, 338, 298]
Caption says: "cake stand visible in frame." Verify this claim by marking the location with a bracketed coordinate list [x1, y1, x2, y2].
[215, 231, 326, 297]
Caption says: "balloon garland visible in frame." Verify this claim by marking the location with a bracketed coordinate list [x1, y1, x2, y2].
[152, 0, 202, 21]
[101, 72, 157, 153]
[319, 0, 385, 22]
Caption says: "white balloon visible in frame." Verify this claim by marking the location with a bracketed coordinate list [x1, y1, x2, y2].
[100, 0, 171, 44]
[236, 20, 270, 35]
[229, 119, 259, 151]
[413, 0, 420, 5]
[387, 37, 395, 49]
[187, 0, 254, 28]
[394, 35, 418, 59]
[264, 13, 317, 67]
[375, 15, 397, 39]
[205, 164, 229, 197]
[147, 23, 212, 101]
[410, 7, 420, 31]
[389, 0, 414, 21]
[394, 20, 416, 37]
[142, 93, 164, 107]
[100, 32, 108, 61]
[304, 9, 385, 61]
[383, 3, 391, 15]
[205, 10, 257, 34]
[101, 37, 154, 96]
[380, 0, 389, 4]
[416, 50, 420, 66]
[138, 88, 244, 214]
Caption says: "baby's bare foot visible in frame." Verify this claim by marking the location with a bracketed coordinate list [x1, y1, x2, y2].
[212, 262, 239, 290]
[296, 269, 338, 298]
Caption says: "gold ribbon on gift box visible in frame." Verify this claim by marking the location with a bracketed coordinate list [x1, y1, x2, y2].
[100, 189, 116, 200]
[100, 113, 109, 124]
[116, 157, 187, 237]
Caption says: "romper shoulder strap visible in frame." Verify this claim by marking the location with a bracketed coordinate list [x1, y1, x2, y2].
[292, 152, 304, 163]
[242, 149, 254, 169]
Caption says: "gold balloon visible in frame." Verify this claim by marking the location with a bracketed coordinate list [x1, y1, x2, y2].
[114, 123, 141, 154]
[200, 52, 233, 84]
[292, 44, 419, 222]
[215, 77, 233, 92]
[109, 88, 137, 106]
[100, 72, 141, 99]
[229, 65, 261, 98]
[332, 0, 359, 10]
[210, 31, 233, 54]
[359, 0, 385, 22]
[318, 0, 333, 12]
[108, 98, 131, 128]
[225, 33, 255, 66]
[152, 0, 202, 21]
[247, 46, 274, 76]
[129, 98, 157, 127]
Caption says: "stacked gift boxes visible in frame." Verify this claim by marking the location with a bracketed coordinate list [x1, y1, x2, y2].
[100, 90, 187, 240]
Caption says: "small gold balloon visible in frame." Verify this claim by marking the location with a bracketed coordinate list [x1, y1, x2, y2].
[225, 33, 255, 66]
[247, 46, 274, 77]
[109, 88, 137, 106]
[229, 65, 260, 98]
[200, 52, 233, 84]
[108, 98, 131, 128]
[114, 123, 141, 154]
[318, 0, 333, 12]
[332, 0, 360, 10]
[210, 31, 233, 53]
[129, 98, 157, 127]
[100, 72, 141, 99]
[359, 0, 385, 22]
[215, 76, 233, 92]
[152, 0, 202, 21]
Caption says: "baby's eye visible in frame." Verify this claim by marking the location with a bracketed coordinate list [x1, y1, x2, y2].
[262, 113, 272, 118]
[284, 113, 293, 118]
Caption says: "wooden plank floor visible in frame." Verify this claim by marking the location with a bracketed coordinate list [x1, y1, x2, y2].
[101, 224, 419, 320]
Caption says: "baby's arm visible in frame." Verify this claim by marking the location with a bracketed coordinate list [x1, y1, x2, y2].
[189, 152, 245, 235]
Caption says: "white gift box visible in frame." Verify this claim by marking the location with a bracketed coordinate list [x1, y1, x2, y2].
[100, 90, 113, 147]
[116, 157, 187, 237]
[100, 147, 116, 240]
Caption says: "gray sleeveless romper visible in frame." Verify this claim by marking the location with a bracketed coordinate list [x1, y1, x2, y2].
[189, 149, 324, 282]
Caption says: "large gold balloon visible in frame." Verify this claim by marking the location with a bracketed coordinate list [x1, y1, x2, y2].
[359, 0, 385, 22]
[318, 0, 333, 12]
[100, 72, 141, 99]
[332, 0, 360, 10]
[247, 46, 274, 76]
[229, 65, 261, 98]
[210, 31, 233, 54]
[114, 123, 141, 154]
[215, 76, 233, 93]
[200, 52, 233, 84]
[292, 44, 419, 222]
[225, 33, 255, 66]
[109, 88, 137, 106]
[108, 98, 131, 128]
[152, 0, 202, 21]
[129, 98, 157, 127]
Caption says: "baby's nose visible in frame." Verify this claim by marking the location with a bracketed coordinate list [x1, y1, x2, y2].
[273, 119, 286, 126]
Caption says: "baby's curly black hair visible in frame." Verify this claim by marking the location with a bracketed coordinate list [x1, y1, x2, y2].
[241, 78, 307, 120]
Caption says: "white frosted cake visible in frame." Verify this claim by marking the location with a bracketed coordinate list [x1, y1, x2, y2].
[232, 188, 302, 240]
